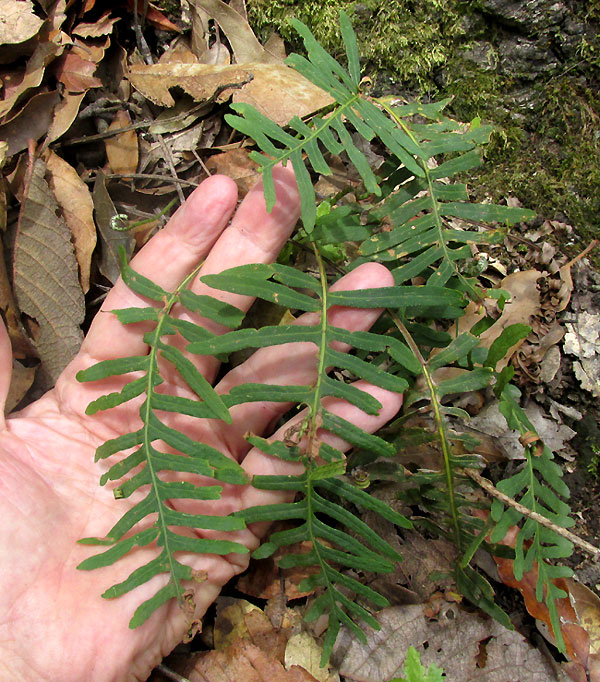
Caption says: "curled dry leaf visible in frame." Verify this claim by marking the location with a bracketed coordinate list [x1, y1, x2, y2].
[332, 603, 564, 682]
[6, 359, 36, 412]
[285, 633, 339, 682]
[45, 150, 96, 292]
[105, 109, 139, 177]
[0, 0, 44, 45]
[194, 0, 278, 64]
[46, 91, 86, 144]
[71, 11, 120, 38]
[0, 90, 60, 156]
[13, 156, 84, 390]
[53, 49, 103, 92]
[206, 148, 261, 198]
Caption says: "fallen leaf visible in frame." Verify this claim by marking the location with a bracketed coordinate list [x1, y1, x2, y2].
[194, 0, 278, 64]
[46, 91, 85, 144]
[45, 150, 96, 292]
[105, 109, 138, 176]
[214, 598, 289, 663]
[0, 232, 33, 358]
[185, 640, 319, 682]
[285, 633, 339, 682]
[0, 89, 60, 157]
[0, 0, 44, 45]
[564, 312, 600, 397]
[332, 603, 565, 682]
[53, 49, 102, 91]
[454, 269, 542, 370]
[13, 156, 84, 389]
[6, 359, 36, 412]
[232, 63, 333, 126]
[206, 148, 260, 197]
[92, 171, 134, 284]
[125, 0, 181, 32]
[490, 525, 595, 682]
[72, 11, 119, 38]
[128, 61, 332, 126]
[0, 38, 64, 118]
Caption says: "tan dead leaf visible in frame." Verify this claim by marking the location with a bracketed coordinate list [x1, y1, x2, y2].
[0, 0, 44, 45]
[0, 39, 64, 118]
[453, 269, 541, 371]
[214, 598, 289, 662]
[206, 148, 260, 197]
[186, 640, 319, 682]
[13, 156, 84, 390]
[0, 233, 33, 358]
[92, 171, 134, 283]
[45, 150, 96, 292]
[127, 62, 332, 125]
[285, 633, 339, 682]
[232, 63, 333, 126]
[193, 0, 278, 64]
[72, 11, 119, 38]
[105, 109, 138, 176]
[333, 603, 565, 682]
[53, 50, 102, 91]
[46, 91, 85, 144]
[0, 90, 59, 156]
[6, 359, 36, 412]
[127, 62, 253, 107]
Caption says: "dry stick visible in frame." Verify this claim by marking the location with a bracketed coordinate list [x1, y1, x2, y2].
[85, 173, 199, 187]
[156, 133, 186, 205]
[466, 468, 600, 561]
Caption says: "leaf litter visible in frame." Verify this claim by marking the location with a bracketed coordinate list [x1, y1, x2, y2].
[0, 0, 599, 679]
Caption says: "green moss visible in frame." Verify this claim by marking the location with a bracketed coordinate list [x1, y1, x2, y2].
[247, 1, 600, 264]
[247, 0, 466, 88]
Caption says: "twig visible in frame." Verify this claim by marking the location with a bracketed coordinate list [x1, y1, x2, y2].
[466, 468, 600, 561]
[563, 239, 599, 269]
[156, 133, 185, 204]
[154, 664, 191, 682]
[85, 173, 198, 188]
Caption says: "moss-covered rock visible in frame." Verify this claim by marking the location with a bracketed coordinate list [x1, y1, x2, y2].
[247, 0, 600, 263]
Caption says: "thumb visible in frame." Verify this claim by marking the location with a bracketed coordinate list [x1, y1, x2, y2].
[0, 314, 13, 425]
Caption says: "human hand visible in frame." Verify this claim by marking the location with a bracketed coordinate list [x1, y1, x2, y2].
[0, 167, 403, 682]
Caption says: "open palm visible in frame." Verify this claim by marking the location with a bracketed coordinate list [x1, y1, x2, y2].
[0, 167, 403, 682]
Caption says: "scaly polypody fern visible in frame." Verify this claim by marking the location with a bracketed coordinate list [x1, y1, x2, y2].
[77, 10, 576, 663]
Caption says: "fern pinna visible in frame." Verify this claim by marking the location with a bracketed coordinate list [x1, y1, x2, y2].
[77, 9, 577, 662]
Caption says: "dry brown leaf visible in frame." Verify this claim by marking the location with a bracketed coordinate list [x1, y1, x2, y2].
[0, 90, 59, 156]
[490, 525, 596, 682]
[53, 50, 102, 91]
[45, 150, 96, 292]
[127, 61, 254, 107]
[128, 62, 332, 126]
[333, 603, 565, 682]
[6, 359, 36, 412]
[72, 11, 119, 38]
[0, 0, 44, 45]
[193, 0, 277, 64]
[0, 232, 33, 358]
[92, 171, 134, 283]
[214, 598, 289, 662]
[186, 640, 319, 682]
[13, 156, 84, 389]
[232, 63, 333, 126]
[0, 38, 64, 118]
[105, 109, 138, 176]
[206, 148, 260, 197]
[284, 633, 339, 682]
[46, 91, 85, 144]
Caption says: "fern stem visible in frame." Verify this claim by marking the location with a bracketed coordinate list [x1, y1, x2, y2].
[389, 311, 463, 550]
[136, 263, 204, 605]
[374, 98, 481, 301]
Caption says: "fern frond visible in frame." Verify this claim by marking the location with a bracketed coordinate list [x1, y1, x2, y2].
[77, 255, 250, 628]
